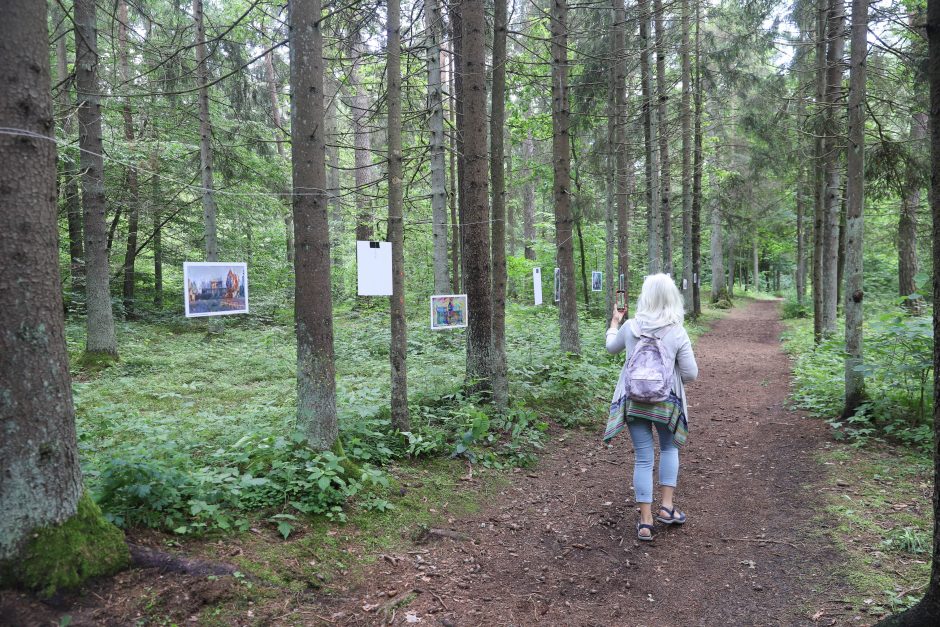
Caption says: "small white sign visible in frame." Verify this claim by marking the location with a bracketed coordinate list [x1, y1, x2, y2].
[554, 268, 560, 302]
[356, 241, 393, 296]
[682, 278, 688, 290]
[533, 267, 543, 305]
[184, 262, 249, 318]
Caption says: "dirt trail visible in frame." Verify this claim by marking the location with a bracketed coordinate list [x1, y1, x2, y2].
[312, 299, 851, 626]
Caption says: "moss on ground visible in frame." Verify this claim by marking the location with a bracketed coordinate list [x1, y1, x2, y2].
[0, 491, 129, 597]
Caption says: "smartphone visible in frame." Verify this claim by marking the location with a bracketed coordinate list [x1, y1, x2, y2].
[616, 290, 626, 312]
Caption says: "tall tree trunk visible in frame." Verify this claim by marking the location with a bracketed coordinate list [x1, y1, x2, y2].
[450, 4, 467, 288]
[899, 112, 927, 309]
[752, 236, 759, 292]
[264, 42, 295, 265]
[796, 167, 807, 305]
[118, 0, 140, 318]
[551, 0, 580, 353]
[289, 0, 337, 450]
[691, 0, 703, 317]
[447, 43, 461, 290]
[490, 0, 509, 410]
[0, 0, 128, 587]
[387, 0, 409, 430]
[325, 78, 342, 275]
[837, 191, 847, 312]
[76, 0, 117, 359]
[612, 0, 630, 315]
[710, 198, 724, 301]
[507, 137, 517, 258]
[349, 35, 375, 242]
[194, 0, 218, 263]
[821, 0, 845, 336]
[460, 0, 494, 388]
[426, 0, 449, 293]
[152, 165, 163, 309]
[654, 0, 672, 274]
[55, 8, 84, 297]
[843, 0, 867, 416]
[639, 0, 661, 274]
[680, 0, 693, 305]
[813, 0, 829, 342]
[522, 132, 537, 260]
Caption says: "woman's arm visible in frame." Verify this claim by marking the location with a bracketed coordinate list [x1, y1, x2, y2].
[675, 330, 699, 382]
[606, 320, 627, 354]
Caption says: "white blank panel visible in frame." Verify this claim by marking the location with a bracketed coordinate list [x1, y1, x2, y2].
[357, 241, 393, 296]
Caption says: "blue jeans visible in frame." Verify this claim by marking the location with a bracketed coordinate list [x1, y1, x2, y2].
[626, 418, 679, 504]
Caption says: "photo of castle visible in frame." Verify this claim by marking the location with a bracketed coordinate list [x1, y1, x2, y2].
[183, 262, 249, 317]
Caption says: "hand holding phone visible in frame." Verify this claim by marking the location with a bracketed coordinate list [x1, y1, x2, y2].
[615, 290, 626, 312]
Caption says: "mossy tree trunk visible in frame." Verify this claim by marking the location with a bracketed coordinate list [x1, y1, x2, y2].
[0, 0, 128, 594]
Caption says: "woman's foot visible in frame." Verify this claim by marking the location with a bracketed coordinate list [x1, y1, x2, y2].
[656, 505, 686, 525]
[636, 521, 655, 541]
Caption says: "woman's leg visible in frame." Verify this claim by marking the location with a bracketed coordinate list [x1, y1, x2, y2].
[626, 419, 656, 536]
[654, 422, 682, 517]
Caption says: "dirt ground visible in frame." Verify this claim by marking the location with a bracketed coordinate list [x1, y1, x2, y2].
[1, 300, 858, 626]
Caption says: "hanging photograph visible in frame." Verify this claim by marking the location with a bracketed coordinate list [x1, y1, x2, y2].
[591, 271, 603, 292]
[356, 241, 393, 296]
[554, 268, 560, 302]
[184, 262, 248, 317]
[430, 294, 468, 330]
[533, 267, 543, 305]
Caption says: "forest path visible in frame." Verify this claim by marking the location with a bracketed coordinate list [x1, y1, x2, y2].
[311, 299, 852, 626]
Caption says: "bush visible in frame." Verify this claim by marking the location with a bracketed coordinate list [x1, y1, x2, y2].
[782, 295, 810, 319]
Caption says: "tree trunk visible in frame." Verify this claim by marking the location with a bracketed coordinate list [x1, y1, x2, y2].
[813, 0, 829, 342]
[349, 34, 375, 242]
[691, 0, 703, 317]
[821, 0, 845, 337]
[752, 236, 759, 293]
[639, 0, 661, 274]
[0, 0, 128, 589]
[289, 0, 337, 450]
[55, 8, 84, 296]
[837, 191, 846, 313]
[325, 78, 342, 274]
[447, 42, 461, 290]
[118, 0, 139, 318]
[194, 0, 219, 262]
[151, 163, 163, 309]
[459, 0, 494, 388]
[654, 0, 672, 274]
[613, 0, 631, 315]
[710, 197, 724, 302]
[680, 0, 692, 305]
[387, 0, 409, 430]
[507, 138, 517, 258]
[899, 112, 927, 309]
[490, 0, 509, 411]
[75, 0, 117, 359]
[843, 0, 867, 416]
[264, 43, 295, 265]
[522, 132, 537, 260]
[873, 2, 940, 622]
[551, 0, 580, 354]
[796, 169, 807, 305]
[426, 0, 449, 294]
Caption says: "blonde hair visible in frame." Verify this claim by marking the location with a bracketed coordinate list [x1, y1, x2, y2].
[634, 273, 685, 327]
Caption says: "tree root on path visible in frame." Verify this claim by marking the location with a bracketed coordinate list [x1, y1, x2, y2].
[128, 543, 240, 577]
[720, 537, 799, 549]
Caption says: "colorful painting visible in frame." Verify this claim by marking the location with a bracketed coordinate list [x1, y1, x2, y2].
[591, 271, 603, 292]
[184, 262, 249, 317]
[430, 294, 468, 330]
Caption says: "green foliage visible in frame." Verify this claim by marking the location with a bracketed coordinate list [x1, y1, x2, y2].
[881, 527, 930, 556]
[0, 492, 129, 597]
[781, 295, 810, 319]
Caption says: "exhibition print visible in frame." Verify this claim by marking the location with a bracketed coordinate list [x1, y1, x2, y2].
[430, 294, 468, 329]
[184, 262, 249, 317]
[591, 271, 603, 292]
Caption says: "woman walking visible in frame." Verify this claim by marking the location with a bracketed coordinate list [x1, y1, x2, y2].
[605, 274, 699, 541]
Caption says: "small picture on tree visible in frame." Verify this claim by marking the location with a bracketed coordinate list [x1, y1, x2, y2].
[591, 271, 603, 292]
[554, 268, 560, 302]
[184, 262, 249, 317]
[430, 294, 468, 330]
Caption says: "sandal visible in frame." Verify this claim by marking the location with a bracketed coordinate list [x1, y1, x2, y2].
[636, 522, 655, 542]
[656, 506, 687, 525]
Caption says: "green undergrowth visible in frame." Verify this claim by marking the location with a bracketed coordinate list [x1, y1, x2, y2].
[814, 443, 932, 619]
[781, 304, 934, 450]
[64, 299, 722, 546]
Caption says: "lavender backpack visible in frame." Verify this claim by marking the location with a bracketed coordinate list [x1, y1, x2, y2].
[625, 322, 677, 403]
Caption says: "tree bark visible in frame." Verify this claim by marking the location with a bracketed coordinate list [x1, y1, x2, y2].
[349, 33, 375, 242]
[654, 0, 672, 274]
[796, 167, 807, 306]
[426, 0, 449, 294]
[490, 0, 509, 410]
[289, 0, 337, 450]
[821, 0, 845, 337]
[613, 0, 630, 315]
[691, 0, 703, 317]
[75, 0, 117, 358]
[55, 7, 84, 296]
[899, 112, 927, 309]
[752, 236, 759, 292]
[118, 0, 139, 318]
[843, 0, 867, 416]
[459, 0, 494, 388]
[813, 0, 829, 342]
[264, 40, 296, 265]
[710, 197, 724, 301]
[0, 1, 128, 591]
[680, 0, 693, 305]
[639, 0, 661, 274]
[194, 0, 219, 262]
[447, 42, 461, 290]
[551, 0, 580, 354]
[522, 132, 537, 260]
[151, 160, 163, 309]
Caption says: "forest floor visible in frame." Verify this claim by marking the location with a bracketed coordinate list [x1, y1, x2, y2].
[4, 299, 926, 626]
